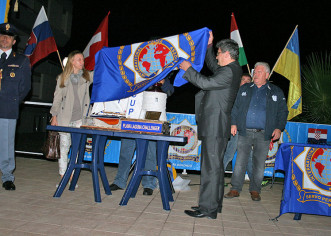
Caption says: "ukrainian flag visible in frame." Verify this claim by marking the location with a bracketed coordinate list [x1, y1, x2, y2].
[274, 27, 302, 120]
[0, 0, 10, 23]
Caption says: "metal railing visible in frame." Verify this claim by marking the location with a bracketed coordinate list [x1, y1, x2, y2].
[15, 101, 52, 156]
[24, 101, 52, 107]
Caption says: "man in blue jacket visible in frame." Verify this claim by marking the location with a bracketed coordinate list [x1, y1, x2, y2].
[224, 62, 288, 201]
[0, 23, 31, 191]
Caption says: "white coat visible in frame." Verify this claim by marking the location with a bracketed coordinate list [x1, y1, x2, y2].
[50, 71, 93, 126]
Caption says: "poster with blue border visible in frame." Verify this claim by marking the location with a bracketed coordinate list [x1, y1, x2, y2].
[166, 113, 201, 170]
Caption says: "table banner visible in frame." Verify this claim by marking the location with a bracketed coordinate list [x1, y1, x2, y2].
[166, 113, 201, 170]
[281, 122, 331, 144]
[271, 122, 331, 178]
[275, 143, 331, 217]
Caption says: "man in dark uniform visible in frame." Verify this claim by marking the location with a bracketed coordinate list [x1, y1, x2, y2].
[0, 23, 31, 191]
[179, 32, 242, 219]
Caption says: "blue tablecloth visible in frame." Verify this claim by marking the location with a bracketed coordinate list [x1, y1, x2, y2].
[275, 143, 331, 217]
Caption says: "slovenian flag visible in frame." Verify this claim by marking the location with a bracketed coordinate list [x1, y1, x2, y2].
[230, 13, 248, 66]
[274, 26, 302, 120]
[83, 12, 109, 71]
[24, 6, 58, 67]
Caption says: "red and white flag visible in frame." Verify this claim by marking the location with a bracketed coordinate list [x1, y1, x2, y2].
[83, 12, 109, 70]
[308, 128, 327, 144]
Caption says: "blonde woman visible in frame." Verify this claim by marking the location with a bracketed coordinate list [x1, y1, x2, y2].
[50, 50, 93, 179]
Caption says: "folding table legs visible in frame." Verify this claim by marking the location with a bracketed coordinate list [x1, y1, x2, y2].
[120, 139, 148, 205]
[120, 139, 174, 210]
[54, 134, 111, 203]
[91, 135, 111, 202]
[157, 140, 173, 210]
[69, 134, 88, 191]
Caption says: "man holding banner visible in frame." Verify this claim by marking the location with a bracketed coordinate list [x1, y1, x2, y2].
[179, 32, 242, 219]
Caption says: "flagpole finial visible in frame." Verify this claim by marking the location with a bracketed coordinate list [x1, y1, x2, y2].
[14, 0, 19, 12]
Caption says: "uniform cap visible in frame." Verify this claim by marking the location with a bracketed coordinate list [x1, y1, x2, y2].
[0, 23, 18, 36]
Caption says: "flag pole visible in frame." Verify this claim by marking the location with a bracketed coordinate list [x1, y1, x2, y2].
[246, 63, 251, 76]
[269, 25, 298, 79]
[56, 50, 64, 71]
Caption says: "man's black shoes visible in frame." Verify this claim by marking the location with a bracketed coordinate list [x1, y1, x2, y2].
[191, 206, 222, 213]
[109, 183, 123, 191]
[184, 210, 216, 219]
[191, 206, 200, 211]
[2, 181, 15, 190]
[143, 188, 153, 195]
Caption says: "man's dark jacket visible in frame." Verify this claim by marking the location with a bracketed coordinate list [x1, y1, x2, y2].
[183, 47, 242, 139]
[0, 51, 31, 119]
[231, 81, 289, 140]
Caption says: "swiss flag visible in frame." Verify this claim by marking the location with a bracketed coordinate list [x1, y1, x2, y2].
[83, 12, 109, 70]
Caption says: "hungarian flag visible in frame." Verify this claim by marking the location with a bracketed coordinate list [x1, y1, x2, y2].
[230, 13, 248, 66]
[83, 12, 109, 71]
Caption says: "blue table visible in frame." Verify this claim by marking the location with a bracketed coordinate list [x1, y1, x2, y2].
[275, 142, 331, 220]
[46, 125, 186, 210]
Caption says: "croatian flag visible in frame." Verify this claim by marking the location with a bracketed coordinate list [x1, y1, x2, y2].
[83, 12, 109, 71]
[308, 128, 327, 144]
[24, 6, 58, 67]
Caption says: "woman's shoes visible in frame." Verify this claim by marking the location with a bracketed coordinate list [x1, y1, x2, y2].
[55, 182, 78, 189]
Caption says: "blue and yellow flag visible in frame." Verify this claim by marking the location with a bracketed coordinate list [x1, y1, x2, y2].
[91, 27, 210, 102]
[0, 0, 10, 23]
[274, 27, 302, 120]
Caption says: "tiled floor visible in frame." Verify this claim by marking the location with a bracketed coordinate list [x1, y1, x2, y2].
[0, 156, 330, 235]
